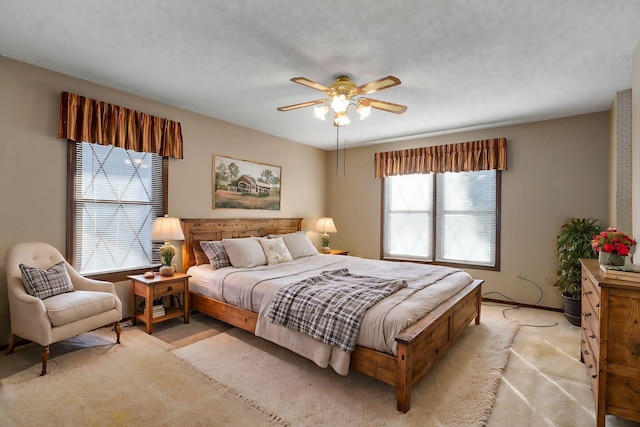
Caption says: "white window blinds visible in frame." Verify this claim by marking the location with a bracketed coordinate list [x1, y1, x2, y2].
[74, 142, 164, 274]
[383, 170, 498, 268]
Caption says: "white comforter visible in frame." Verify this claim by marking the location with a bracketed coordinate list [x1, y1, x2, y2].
[187, 254, 473, 375]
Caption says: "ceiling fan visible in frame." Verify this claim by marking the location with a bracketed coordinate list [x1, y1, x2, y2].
[277, 75, 407, 126]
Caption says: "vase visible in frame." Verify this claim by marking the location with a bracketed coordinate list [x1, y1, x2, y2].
[598, 251, 625, 266]
[159, 265, 175, 276]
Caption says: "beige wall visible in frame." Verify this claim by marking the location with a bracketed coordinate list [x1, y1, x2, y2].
[0, 56, 327, 345]
[326, 112, 611, 309]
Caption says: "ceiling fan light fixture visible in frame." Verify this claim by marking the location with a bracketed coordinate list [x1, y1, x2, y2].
[331, 94, 349, 113]
[356, 99, 371, 120]
[334, 111, 351, 127]
[314, 104, 329, 120]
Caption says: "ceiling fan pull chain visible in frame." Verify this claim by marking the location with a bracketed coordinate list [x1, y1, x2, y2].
[343, 138, 348, 177]
[336, 125, 339, 176]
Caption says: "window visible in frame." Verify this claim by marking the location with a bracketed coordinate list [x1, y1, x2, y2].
[67, 141, 166, 277]
[383, 170, 500, 269]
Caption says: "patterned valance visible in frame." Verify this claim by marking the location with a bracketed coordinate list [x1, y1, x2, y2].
[57, 92, 183, 159]
[374, 137, 507, 178]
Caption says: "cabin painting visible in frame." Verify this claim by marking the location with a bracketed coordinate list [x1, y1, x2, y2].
[213, 155, 281, 210]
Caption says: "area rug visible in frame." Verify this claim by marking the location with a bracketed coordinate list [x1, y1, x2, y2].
[0, 327, 285, 426]
[172, 307, 521, 426]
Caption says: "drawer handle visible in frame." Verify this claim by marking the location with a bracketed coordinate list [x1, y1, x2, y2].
[583, 312, 592, 317]
[592, 374, 597, 379]
[584, 350, 590, 355]
[167, 286, 172, 291]
[584, 290, 593, 295]
[595, 303, 600, 308]
[590, 334, 596, 339]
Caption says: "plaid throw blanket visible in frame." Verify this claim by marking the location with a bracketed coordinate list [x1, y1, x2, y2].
[266, 268, 407, 352]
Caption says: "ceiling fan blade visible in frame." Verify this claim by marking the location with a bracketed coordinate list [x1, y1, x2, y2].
[290, 77, 331, 93]
[356, 76, 401, 94]
[362, 98, 407, 114]
[277, 99, 326, 111]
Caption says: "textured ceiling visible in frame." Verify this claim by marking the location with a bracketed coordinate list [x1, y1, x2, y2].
[1, 1, 639, 150]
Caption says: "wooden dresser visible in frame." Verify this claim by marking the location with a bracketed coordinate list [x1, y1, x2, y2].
[580, 259, 640, 426]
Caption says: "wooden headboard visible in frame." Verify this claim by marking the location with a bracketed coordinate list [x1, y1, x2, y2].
[181, 218, 302, 272]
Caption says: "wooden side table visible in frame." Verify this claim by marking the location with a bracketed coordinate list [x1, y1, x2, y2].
[128, 272, 190, 334]
[329, 249, 349, 255]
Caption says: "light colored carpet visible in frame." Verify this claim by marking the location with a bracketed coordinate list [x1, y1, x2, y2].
[486, 306, 640, 427]
[0, 328, 285, 426]
[172, 307, 520, 426]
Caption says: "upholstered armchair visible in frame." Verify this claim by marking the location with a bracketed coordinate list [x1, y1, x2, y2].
[5, 242, 122, 375]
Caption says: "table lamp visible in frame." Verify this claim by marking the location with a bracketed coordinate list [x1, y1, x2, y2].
[314, 217, 337, 254]
[151, 215, 185, 276]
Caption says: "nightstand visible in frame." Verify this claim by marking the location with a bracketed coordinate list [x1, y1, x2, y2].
[128, 272, 190, 334]
[329, 249, 349, 255]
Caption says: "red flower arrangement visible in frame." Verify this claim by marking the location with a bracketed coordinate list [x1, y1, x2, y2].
[591, 227, 636, 256]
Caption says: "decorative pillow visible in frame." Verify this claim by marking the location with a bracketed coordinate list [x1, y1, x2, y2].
[259, 237, 293, 265]
[269, 231, 318, 259]
[193, 245, 210, 266]
[222, 237, 267, 268]
[19, 261, 75, 300]
[200, 241, 231, 269]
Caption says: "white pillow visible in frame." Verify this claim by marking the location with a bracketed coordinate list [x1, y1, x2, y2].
[259, 237, 293, 265]
[222, 237, 267, 268]
[269, 231, 318, 259]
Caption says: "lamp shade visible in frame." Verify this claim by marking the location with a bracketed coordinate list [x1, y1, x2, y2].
[314, 217, 337, 234]
[151, 215, 185, 242]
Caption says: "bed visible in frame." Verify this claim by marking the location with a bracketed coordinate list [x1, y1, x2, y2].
[181, 217, 483, 412]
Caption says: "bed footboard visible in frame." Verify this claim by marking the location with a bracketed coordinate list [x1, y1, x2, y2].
[350, 279, 483, 412]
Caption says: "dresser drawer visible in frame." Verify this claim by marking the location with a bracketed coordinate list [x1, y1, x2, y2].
[581, 324, 600, 362]
[582, 273, 600, 317]
[581, 331, 599, 402]
[153, 280, 185, 297]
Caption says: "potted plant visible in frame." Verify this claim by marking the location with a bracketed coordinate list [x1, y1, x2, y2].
[555, 218, 600, 326]
[591, 227, 636, 266]
[159, 243, 177, 276]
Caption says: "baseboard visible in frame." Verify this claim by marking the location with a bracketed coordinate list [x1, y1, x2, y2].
[481, 297, 563, 313]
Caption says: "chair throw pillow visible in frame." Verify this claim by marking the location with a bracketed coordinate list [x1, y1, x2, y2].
[200, 240, 232, 269]
[19, 261, 75, 299]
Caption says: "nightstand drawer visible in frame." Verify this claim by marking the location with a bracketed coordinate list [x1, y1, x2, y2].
[153, 280, 185, 297]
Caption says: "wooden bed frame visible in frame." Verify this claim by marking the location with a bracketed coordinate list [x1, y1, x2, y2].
[181, 217, 483, 412]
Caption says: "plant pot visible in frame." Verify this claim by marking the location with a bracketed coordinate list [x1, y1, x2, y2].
[159, 265, 175, 276]
[598, 251, 625, 266]
[562, 293, 581, 326]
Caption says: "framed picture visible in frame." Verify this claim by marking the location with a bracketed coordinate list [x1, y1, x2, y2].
[213, 155, 281, 210]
